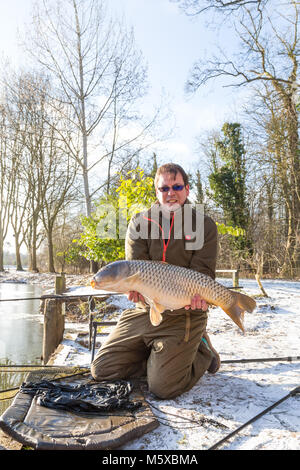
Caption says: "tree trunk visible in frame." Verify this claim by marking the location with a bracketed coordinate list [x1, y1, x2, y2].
[47, 225, 56, 273]
[30, 218, 39, 273]
[82, 134, 91, 216]
[48, 241, 56, 273]
[0, 231, 4, 272]
[281, 202, 294, 277]
[282, 96, 300, 275]
[255, 273, 269, 297]
[15, 234, 24, 271]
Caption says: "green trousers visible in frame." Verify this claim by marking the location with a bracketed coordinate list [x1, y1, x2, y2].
[91, 307, 212, 399]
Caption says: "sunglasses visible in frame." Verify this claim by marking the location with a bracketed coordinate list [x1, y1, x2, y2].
[157, 184, 185, 193]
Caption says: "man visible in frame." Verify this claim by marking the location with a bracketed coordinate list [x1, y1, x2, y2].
[91, 163, 220, 399]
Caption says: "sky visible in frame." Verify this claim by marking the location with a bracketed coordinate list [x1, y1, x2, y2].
[110, 0, 246, 169]
[1, 0, 249, 253]
[0, 0, 245, 172]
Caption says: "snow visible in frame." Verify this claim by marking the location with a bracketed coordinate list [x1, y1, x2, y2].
[51, 277, 300, 451]
[4, 269, 297, 450]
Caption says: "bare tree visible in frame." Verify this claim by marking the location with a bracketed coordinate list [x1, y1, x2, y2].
[172, 0, 269, 16]
[39, 124, 80, 272]
[0, 104, 14, 271]
[25, 0, 156, 217]
[5, 71, 81, 272]
[5, 109, 29, 271]
[179, 0, 300, 275]
[243, 81, 300, 274]
[6, 73, 47, 272]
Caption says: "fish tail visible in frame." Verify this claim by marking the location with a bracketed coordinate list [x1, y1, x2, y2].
[224, 292, 256, 332]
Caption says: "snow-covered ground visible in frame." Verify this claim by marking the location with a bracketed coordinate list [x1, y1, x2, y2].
[53, 278, 300, 451]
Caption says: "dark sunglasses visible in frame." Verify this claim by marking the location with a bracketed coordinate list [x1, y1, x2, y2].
[157, 184, 185, 193]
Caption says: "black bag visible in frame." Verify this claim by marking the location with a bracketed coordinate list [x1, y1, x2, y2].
[20, 379, 142, 416]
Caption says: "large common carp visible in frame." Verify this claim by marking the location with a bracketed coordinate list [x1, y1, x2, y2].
[91, 260, 256, 332]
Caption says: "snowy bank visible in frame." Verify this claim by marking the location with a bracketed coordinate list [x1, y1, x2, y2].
[51, 278, 300, 450]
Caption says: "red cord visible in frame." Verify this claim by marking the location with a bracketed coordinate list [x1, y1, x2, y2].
[142, 213, 175, 262]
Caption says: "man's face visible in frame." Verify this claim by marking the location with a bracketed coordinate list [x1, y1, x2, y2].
[155, 171, 189, 211]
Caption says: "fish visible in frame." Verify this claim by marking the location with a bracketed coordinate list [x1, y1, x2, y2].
[90, 260, 256, 332]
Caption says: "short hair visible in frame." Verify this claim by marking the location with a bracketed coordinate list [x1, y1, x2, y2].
[154, 163, 189, 188]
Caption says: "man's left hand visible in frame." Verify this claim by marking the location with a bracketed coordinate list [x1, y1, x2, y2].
[185, 294, 208, 311]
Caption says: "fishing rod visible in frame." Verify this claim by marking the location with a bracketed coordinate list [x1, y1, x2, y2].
[0, 292, 124, 302]
[1, 355, 299, 371]
[0, 364, 90, 370]
[222, 356, 300, 364]
[0, 387, 20, 401]
[0, 295, 71, 302]
[208, 385, 300, 450]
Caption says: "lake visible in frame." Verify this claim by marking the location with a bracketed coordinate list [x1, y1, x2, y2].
[0, 282, 44, 415]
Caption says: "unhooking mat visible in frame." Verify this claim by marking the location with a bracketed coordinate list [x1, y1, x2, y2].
[0, 367, 159, 450]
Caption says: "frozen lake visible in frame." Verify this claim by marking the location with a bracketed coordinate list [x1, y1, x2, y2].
[0, 282, 43, 415]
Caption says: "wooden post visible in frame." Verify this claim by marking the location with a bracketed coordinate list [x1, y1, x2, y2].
[216, 269, 240, 288]
[232, 270, 239, 288]
[55, 273, 66, 294]
[42, 298, 65, 365]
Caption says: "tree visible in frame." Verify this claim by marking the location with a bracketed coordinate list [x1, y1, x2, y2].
[193, 169, 204, 204]
[4, 71, 81, 272]
[25, 0, 157, 218]
[39, 125, 80, 272]
[177, 0, 300, 275]
[0, 104, 14, 271]
[208, 123, 251, 251]
[149, 153, 159, 179]
[173, 0, 269, 16]
[244, 82, 300, 274]
[73, 168, 156, 264]
[54, 211, 87, 272]
[5, 72, 48, 271]
[5, 105, 29, 271]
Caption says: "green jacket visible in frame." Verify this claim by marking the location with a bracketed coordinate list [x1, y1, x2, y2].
[125, 202, 218, 279]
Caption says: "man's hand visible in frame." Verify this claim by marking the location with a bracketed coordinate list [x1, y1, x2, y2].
[127, 291, 145, 303]
[185, 294, 208, 311]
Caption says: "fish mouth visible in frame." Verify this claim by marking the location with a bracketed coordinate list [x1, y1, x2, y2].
[90, 279, 98, 289]
[91, 276, 105, 289]
[90, 278, 116, 290]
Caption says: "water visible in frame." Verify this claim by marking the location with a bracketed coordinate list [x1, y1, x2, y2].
[0, 282, 44, 415]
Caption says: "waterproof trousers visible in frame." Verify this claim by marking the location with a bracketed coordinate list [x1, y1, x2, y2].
[91, 307, 213, 399]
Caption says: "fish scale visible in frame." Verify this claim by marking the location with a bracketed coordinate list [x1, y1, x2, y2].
[128, 260, 233, 308]
[91, 260, 256, 331]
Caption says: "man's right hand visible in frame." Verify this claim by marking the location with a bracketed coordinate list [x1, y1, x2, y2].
[127, 291, 145, 303]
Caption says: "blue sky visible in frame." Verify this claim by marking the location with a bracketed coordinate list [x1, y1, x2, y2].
[109, 0, 244, 169]
[0, 0, 244, 171]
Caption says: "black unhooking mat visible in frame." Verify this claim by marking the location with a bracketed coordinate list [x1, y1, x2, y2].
[0, 368, 158, 450]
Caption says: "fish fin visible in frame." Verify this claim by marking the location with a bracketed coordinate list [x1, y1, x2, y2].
[235, 292, 256, 312]
[125, 272, 141, 287]
[149, 301, 166, 326]
[224, 304, 245, 332]
[224, 292, 256, 333]
[150, 308, 163, 326]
